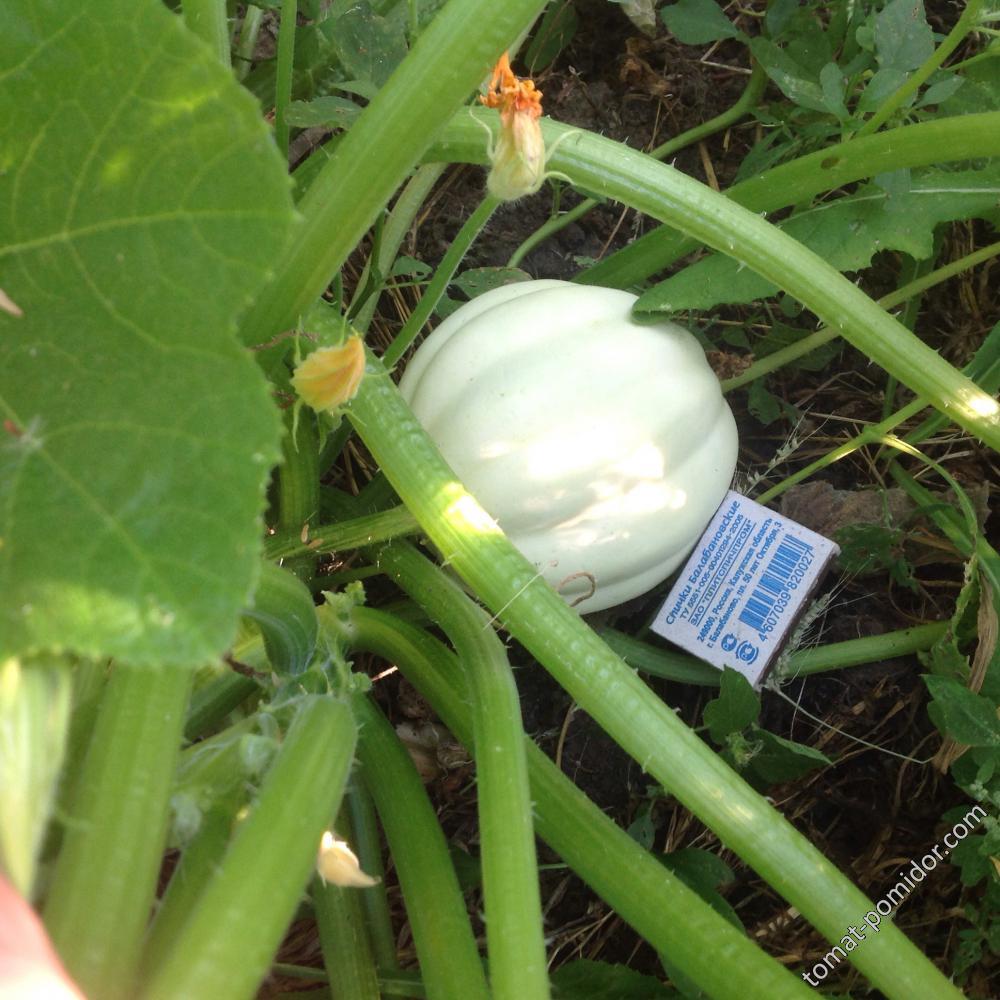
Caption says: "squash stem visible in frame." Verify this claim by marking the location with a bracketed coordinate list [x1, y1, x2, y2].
[140, 791, 242, 978]
[351, 163, 449, 334]
[345, 779, 400, 975]
[371, 542, 548, 1000]
[598, 622, 950, 683]
[312, 806, 382, 1000]
[44, 663, 193, 1000]
[234, 4, 263, 80]
[140, 696, 356, 1000]
[0, 658, 72, 898]
[880, 254, 935, 422]
[184, 669, 259, 740]
[343, 688, 492, 1000]
[507, 61, 767, 269]
[265, 504, 419, 561]
[276, 407, 321, 581]
[59, 657, 110, 812]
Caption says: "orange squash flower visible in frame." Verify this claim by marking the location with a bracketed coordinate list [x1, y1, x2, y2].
[292, 336, 366, 413]
[479, 52, 547, 201]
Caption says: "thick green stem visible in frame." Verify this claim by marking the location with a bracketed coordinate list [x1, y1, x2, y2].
[345, 607, 814, 1000]
[313, 807, 381, 1000]
[314, 880, 381, 1000]
[374, 542, 547, 1000]
[507, 61, 767, 268]
[44, 663, 192, 1000]
[265, 504, 419, 561]
[347, 690, 491, 1000]
[141, 696, 356, 1000]
[277, 407, 321, 581]
[573, 111, 1000, 290]
[246, 560, 319, 676]
[182, 621, 270, 740]
[426, 111, 1000, 448]
[345, 363, 963, 999]
[856, 0, 985, 137]
[408, 0, 420, 43]
[597, 626, 720, 686]
[384, 194, 501, 368]
[598, 622, 950, 683]
[240, 0, 549, 346]
[184, 670, 259, 740]
[779, 622, 950, 678]
[721, 241, 1000, 393]
[182, 0, 230, 67]
[346, 779, 400, 974]
[141, 792, 241, 977]
[881, 254, 934, 421]
[274, 0, 298, 160]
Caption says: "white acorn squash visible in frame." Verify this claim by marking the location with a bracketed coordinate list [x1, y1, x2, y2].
[399, 279, 739, 613]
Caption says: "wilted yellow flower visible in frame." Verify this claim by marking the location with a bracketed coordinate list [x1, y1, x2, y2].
[291, 336, 366, 413]
[316, 830, 379, 888]
[480, 52, 546, 201]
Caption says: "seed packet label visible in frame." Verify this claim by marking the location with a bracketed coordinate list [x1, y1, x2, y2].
[651, 491, 839, 687]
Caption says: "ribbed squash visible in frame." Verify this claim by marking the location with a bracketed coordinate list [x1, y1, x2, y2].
[399, 280, 738, 612]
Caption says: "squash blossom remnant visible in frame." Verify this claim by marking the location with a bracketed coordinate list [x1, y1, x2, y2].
[316, 830, 379, 888]
[480, 52, 546, 201]
[292, 336, 366, 412]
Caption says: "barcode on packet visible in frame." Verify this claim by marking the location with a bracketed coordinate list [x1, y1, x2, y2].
[652, 492, 838, 686]
[738, 535, 814, 633]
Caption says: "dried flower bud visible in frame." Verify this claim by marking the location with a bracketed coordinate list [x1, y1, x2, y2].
[480, 53, 546, 201]
[292, 336, 366, 412]
[316, 830, 379, 888]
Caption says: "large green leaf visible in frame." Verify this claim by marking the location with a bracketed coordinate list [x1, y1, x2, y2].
[636, 163, 1000, 314]
[0, 1, 296, 665]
